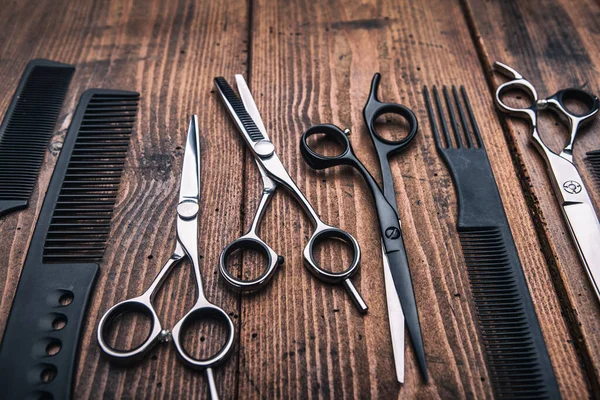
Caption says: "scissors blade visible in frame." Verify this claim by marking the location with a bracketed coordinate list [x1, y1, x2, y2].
[563, 201, 600, 300]
[179, 115, 201, 204]
[384, 242, 428, 382]
[382, 241, 405, 383]
[214, 76, 266, 144]
[235, 74, 269, 140]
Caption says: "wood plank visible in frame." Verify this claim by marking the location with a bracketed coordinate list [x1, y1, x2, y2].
[0, 0, 249, 398]
[233, 0, 588, 397]
[464, 0, 600, 391]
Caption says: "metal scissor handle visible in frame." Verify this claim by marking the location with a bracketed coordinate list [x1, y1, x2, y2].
[493, 61, 539, 126]
[98, 244, 235, 396]
[362, 72, 418, 210]
[219, 171, 284, 291]
[494, 61, 600, 164]
[302, 220, 363, 307]
[221, 154, 365, 311]
[220, 158, 284, 290]
[97, 252, 182, 362]
[363, 73, 419, 155]
[539, 88, 599, 162]
[220, 175, 365, 311]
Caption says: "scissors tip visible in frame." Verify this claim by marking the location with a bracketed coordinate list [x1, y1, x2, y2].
[420, 365, 429, 384]
[234, 74, 247, 87]
[187, 115, 199, 136]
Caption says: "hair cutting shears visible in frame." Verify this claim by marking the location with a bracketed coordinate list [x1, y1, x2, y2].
[214, 75, 366, 313]
[493, 61, 600, 303]
[299, 73, 427, 383]
[97, 117, 234, 400]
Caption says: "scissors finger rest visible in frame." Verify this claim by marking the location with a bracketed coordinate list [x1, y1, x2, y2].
[219, 220, 365, 311]
[98, 295, 234, 368]
[97, 296, 164, 362]
[220, 234, 284, 291]
[215, 75, 367, 313]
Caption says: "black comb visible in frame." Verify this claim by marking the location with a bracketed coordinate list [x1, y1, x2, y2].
[586, 150, 600, 189]
[214, 77, 265, 141]
[0, 59, 75, 216]
[0, 89, 139, 400]
[424, 86, 560, 399]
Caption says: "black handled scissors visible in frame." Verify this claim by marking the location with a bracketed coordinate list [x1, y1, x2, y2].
[300, 73, 427, 383]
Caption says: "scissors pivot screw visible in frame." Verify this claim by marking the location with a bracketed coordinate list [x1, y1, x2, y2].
[177, 200, 199, 219]
[385, 227, 401, 239]
[254, 140, 275, 158]
[159, 329, 172, 343]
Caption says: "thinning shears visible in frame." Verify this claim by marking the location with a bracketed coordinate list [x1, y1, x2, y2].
[98, 117, 234, 399]
[214, 75, 366, 312]
[299, 73, 427, 383]
[494, 62, 600, 302]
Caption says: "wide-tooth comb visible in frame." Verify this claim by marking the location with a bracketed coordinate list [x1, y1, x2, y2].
[0, 59, 75, 216]
[424, 85, 560, 399]
[0, 89, 139, 400]
[586, 150, 600, 189]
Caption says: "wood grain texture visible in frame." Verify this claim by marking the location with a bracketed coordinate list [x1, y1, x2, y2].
[234, 0, 588, 398]
[465, 0, 600, 391]
[0, 0, 597, 398]
[0, 0, 249, 398]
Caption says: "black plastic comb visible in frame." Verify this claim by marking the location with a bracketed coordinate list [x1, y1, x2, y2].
[0, 59, 75, 216]
[0, 89, 139, 400]
[424, 86, 560, 399]
[214, 77, 265, 141]
[586, 150, 600, 189]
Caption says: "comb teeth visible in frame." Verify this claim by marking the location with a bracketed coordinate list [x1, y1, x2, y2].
[586, 150, 600, 188]
[424, 85, 483, 150]
[214, 77, 265, 141]
[459, 228, 548, 398]
[42, 91, 139, 263]
[0, 60, 74, 215]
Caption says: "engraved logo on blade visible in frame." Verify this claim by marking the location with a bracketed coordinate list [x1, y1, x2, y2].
[563, 180, 582, 194]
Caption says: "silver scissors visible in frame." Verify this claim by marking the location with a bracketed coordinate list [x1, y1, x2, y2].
[493, 62, 600, 302]
[97, 116, 234, 399]
[214, 75, 367, 313]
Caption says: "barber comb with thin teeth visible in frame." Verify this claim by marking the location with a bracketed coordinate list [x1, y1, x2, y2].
[423, 85, 559, 399]
[0, 88, 139, 400]
[0, 59, 75, 216]
[587, 150, 600, 189]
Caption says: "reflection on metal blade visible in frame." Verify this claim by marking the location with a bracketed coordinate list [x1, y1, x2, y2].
[382, 241, 405, 383]
[563, 202, 600, 301]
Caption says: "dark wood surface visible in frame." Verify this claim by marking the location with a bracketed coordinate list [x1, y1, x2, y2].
[0, 0, 598, 398]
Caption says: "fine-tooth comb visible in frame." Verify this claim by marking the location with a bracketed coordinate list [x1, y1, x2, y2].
[0, 89, 139, 400]
[0, 59, 75, 216]
[587, 150, 600, 189]
[424, 85, 560, 399]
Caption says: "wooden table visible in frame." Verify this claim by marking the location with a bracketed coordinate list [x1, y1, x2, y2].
[0, 0, 599, 398]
